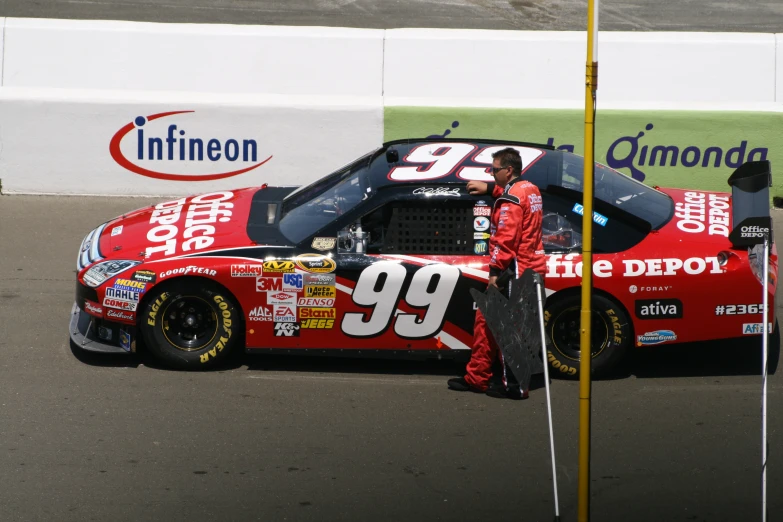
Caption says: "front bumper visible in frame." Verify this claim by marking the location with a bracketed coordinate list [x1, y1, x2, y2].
[69, 302, 135, 354]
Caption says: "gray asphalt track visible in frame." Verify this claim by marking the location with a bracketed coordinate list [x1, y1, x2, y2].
[0, 194, 781, 521]
[0, 0, 782, 32]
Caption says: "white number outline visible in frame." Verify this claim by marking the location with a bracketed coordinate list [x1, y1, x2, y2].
[388, 143, 477, 182]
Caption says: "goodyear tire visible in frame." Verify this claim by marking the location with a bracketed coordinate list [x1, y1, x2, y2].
[544, 293, 631, 378]
[140, 279, 240, 370]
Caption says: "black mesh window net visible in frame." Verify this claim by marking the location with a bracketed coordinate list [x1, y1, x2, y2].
[383, 204, 474, 255]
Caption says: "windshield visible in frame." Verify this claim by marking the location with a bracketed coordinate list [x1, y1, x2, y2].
[279, 153, 373, 244]
[560, 154, 674, 229]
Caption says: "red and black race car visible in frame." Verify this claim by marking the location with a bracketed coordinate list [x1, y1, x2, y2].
[70, 138, 777, 375]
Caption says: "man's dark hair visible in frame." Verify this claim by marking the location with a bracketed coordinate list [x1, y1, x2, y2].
[492, 147, 522, 176]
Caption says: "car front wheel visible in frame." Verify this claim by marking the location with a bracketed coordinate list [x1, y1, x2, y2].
[140, 279, 241, 370]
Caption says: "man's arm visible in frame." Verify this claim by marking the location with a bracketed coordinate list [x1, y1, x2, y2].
[466, 181, 503, 198]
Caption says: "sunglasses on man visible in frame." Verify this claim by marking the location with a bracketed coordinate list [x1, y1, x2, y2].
[490, 166, 509, 174]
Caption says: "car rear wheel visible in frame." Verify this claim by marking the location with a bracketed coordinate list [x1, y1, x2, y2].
[544, 293, 631, 378]
[140, 279, 241, 370]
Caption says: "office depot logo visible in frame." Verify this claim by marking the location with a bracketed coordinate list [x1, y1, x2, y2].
[109, 111, 273, 181]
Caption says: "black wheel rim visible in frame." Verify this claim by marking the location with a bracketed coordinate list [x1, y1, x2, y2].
[161, 296, 219, 351]
[550, 306, 609, 361]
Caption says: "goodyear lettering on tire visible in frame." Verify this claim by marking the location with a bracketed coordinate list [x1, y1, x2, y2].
[200, 295, 233, 364]
[147, 292, 170, 326]
[547, 350, 577, 376]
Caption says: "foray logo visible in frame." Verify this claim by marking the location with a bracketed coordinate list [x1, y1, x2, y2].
[604, 123, 768, 182]
[109, 111, 273, 182]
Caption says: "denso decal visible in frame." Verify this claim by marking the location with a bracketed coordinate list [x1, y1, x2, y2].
[297, 298, 335, 307]
[146, 192, 234, 258]
[109, 111, 273, 182]
[159, 265, 217, 279]
[84, 300, 103, 317]
[248, 305, 273, 322]
[674, 192, 730, 236]
[231, 264, 263, 277]
[637, 330, 677, 346]
[546, 254, 722, 279]
[106, 309, 135, 321]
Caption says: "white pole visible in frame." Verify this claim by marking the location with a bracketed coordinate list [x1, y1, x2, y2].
[536, 279, 560, 521]
[762, 237, 769, 522]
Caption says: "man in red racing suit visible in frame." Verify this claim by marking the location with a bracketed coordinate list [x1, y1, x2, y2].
[448, 147, 545, 399]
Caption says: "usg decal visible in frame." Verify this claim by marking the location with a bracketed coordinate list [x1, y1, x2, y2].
[637, 330, 677, 346]
[110, 111, 273, 182]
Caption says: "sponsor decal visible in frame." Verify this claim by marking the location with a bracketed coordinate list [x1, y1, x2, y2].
[109, 111, 272, 182]
[547, 254, 721, 279]
[119, 329, 131, 352]
[263, 260, 295, 273]
[572, 203, 607, 227]
[637, 330, 677, 346]
[473, 232, 491, 240]
[274, 322, 300, 337]
[629, 285, 672, 294]
[295, 254, 337, 274]
[231, 264, 263, 277]
[311, 237, 336, 251]
[256, 277, 283, 292]
[145, 192, 235, 259]
[473, 217, 490, 231]
[131, 270, 156, 283]
[200, 294, 235, 363]
[106, 309, 135, 321]
[248, 305, 273, 322]
[273, 305, 297, 323]
[730, 217, 772, 247]
[528, 193, 543, 212]
[714, 304, 765, 316]
[674, 192, 730, 237]
[267, 291, 297, 305]
[297, 297, 335, 307]
[105, 287, 141, 302]
[742, 323, 773, 335]
[413, 187, 460, 197]
[299, 307, 336, 319]
[111, 225, 123, 237]
[474, 240, 488, 254]
[304, 273, 335, 286]
[113, 278, 147, 293]
[301, 318, 335, 329]
[635, 299, 683, 319]
[103, 297, 138, 312]
[84, 300, 103, 317]
[283, 273, 304, 291]
[305, 285, 336, 298]
[473, 205, 491, 217]
[159, 266, 217, 279]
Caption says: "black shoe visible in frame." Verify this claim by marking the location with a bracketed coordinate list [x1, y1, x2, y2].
[486, 386, 529, 400]
[447, 377, 484, 393]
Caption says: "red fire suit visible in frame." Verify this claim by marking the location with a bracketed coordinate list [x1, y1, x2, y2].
[465, 178, 546, 391]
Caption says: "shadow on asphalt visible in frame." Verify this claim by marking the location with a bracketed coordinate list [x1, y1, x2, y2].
[69, 326, 780, 381]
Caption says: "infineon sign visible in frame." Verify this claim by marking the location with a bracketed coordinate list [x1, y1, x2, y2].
[109, 110, 273, 182]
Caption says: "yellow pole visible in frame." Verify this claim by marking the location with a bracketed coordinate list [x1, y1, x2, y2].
[578, 0, 599, 520]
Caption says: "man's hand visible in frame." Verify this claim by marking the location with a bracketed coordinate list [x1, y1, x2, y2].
[488, 275, 498, 289]
[467, 181, 489, 195]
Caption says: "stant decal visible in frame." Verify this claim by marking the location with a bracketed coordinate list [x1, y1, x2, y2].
[109, 111, 273, 182]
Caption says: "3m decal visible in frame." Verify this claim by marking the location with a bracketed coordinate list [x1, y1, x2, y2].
[305, 286, 336, 298]
[274, 305, 297, 323]
[274, 322, 300, 337]
[283, 273, 304, 291]
[635, 299, 683, 319]
[159, 266, 217, 279]
[297, 298, 335, 307]
[304, 274, 335, 286]
[300, 307, 336, 319]
[301, 318, 335, 329]
[311, 237, 336, 251]
[714, 304, 766, 316]
[341, 261, 459, 339]
[106, 309, 135, 321]
[105, 287, 141, 302]
[232, 264, 263, 277]
[267, 292, 297, 305]
[131, 270, 156, 283]
[473, 217, 490, 231]
[83, 300, 103, 317]
[637, 330, 677, 346]
[113, 279, 147, 293]
[742, 323, 773, 334]
[263, 260, 295, 273]
[295, 254, 336, 274]
[256, 277, 283, 292]
[248, 305, 273, 322]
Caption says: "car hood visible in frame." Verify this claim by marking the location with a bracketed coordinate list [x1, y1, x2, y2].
[655, 187, 734, 246]
[97, 186, 270, 263]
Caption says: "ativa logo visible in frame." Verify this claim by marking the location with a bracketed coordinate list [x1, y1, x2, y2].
[110, 111, 273, 181]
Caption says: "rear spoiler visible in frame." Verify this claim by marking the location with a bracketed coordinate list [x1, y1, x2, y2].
[727, 160, 772, 248]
